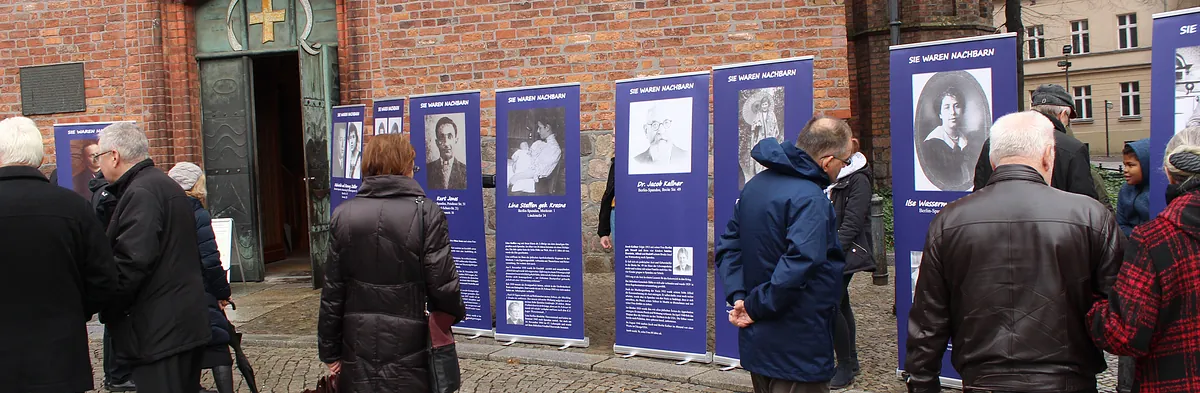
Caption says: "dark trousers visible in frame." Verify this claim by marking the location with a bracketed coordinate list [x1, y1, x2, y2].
[102, 329, 133, 383]
[750, 373, 830, 393]
[132, 348, 204, 393]
[1117, 355, 1135, 393]
[832, 274, 858, 365]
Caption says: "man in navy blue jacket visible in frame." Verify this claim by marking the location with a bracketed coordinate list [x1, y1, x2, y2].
[716, 116, 851, 393]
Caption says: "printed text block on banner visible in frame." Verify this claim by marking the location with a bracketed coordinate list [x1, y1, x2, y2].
[408, 91, 493, 338]
[613, 72, 712, 364]
[889, 33, 1019, 389]
[493, 83, 588, 349]
[711, 57, 815, 369]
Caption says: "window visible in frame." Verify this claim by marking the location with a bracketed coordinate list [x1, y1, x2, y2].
[1026, 25, 1046, 59]
[1071, 20, 1090, 54]
[1118, 14, 1139, 49]
[1121, 82, 1141, 117]
[1074, 85, 1093, 119]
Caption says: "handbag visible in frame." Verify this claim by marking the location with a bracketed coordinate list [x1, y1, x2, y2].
[415, 197, 462, 393]
[301, 374, 338, 393]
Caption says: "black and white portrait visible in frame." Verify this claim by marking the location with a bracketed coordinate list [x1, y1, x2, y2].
[389, 117, 403, 135]
[344, 121, 363, 179]
[1176, 45, 1200, 132]
[738, 87, 785, 189]
[505, 107, 566, 196]
[506, 300, 525, 325]
[374, 118, 387, 136]
[331, 122, 347, 179]
[912, 68, 993, 192]
[672, 246, 693, 276]
[424, 113, 469, 190]
[628, 97, 693, 175]
[909, 251, 923, 301]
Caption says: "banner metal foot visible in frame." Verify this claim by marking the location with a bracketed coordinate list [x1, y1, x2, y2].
[719, 365, 737, 371]
[501, 338, 518, 346]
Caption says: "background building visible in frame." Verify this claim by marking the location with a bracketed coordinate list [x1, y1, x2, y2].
[994, 0, 1200, 157]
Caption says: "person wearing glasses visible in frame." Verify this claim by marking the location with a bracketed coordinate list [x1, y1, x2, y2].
[633, 106, 690, 174]
[715, 116, 853, 392]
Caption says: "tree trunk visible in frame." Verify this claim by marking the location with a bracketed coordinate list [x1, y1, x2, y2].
[1007, 0, 1026, 110]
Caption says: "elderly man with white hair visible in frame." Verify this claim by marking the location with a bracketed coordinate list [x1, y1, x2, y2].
[94, 122, 211, 392]
[0, 116, 118, 393]
[906, 111, 1123, 393]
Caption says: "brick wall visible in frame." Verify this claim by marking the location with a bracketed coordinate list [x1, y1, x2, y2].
[338, 0, 853, 270]
[0, 0, 201, 173]
[846, 0, 995, 187]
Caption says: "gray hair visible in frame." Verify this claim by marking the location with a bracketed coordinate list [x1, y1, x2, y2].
[989, 111, 1056, 165]
[0, 117, 45, 167]
[98, 122, 150, 163]
[795, 116, 852, 159]
[1164, 125, 1200, 182]
[1031, 104, 1070, 120]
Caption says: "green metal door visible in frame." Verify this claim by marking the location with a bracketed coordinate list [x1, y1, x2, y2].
[299, 44, 339, 289]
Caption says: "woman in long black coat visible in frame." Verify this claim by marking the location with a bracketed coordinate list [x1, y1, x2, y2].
[318, 134, 466, 392]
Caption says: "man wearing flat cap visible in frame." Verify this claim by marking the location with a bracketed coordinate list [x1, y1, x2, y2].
[973, 84, 1099, 200]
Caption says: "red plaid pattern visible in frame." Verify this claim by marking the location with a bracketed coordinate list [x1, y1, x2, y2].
[1088, 191, 1200, 393]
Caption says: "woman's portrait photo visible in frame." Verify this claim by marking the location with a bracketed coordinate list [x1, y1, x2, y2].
[912, 68, 993, 192]
[344, 122, 363, 179]
[505, 107, 566, 196]
[738, 87, 785, 189]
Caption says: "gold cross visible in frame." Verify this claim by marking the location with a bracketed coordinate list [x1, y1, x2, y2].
[247, 0, 286, 44]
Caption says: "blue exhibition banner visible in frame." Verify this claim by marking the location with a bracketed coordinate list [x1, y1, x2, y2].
[330, 105, 366, 213]
[493, 83, 588, 348]
[409, 90, 493, 336]
[890, 33, 1018, 386]
[372, 97, 405, 136]
[613, 71, 712, 363]
[52, 121, 132, 199]
[711, 57, 814, 368]
[1150, 7, 1200, 215]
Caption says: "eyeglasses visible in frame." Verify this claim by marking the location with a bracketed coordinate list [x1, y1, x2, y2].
[824, 154, 852, 166]
[90, 150, 113, 163]
[414, 165, 421, 174]
[643, 119, 672, 132]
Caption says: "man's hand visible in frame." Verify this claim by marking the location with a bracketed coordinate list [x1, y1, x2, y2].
[327, 360, 342, 374]
[600, 236, 612, 250]
[728, 300, 754, 328]
[219, 299, 230, 310]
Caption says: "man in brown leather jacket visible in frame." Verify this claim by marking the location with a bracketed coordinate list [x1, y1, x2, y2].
[906, 111, 1123, 393]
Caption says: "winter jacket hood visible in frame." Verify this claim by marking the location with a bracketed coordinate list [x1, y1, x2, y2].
[827, 152, 876, 274]
[751, 137, 832, 188]
[1117, 138, 1151, 236]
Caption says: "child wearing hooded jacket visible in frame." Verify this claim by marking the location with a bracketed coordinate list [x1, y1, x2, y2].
[1114, 137, 1149, 393]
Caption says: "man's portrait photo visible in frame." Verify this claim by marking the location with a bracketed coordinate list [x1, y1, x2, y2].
[506, 300, 525, 325]
[344, 122, 363, 179]
[69, 139, 102, 200]
[505, 107, 566, 196]
[628, 97, 693, 175]
[388, 118, 403, 135]
[672, 246, 694, 276]
[375, 118, 387, 136]
[912, 68, 993, 192]
[425, 113, 469, 190]
[738, 87, 785, 189]
[1176, 45, 1200, 132]
[330, 122, 347, 180]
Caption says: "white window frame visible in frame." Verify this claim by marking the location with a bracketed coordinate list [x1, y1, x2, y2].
[1074, 85, 1094, 120]
[1026, 25, 1045, 59]
[1071, 20, 1090, 54]
[1118, 14, 1139, 49]
[1121, 82, 1141, 117]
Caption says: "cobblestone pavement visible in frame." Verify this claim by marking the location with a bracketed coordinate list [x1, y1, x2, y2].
[228, 265, 1121, 393]
[85, 341, 735, 393]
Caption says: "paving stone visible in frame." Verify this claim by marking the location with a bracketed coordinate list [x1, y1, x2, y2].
[690, 369, 753, 392]
[458, 342, 505, 360]
[487, 347, 609, 371]
[592, 357, 710, 384]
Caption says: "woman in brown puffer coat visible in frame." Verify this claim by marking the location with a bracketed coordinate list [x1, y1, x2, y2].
[318, 133, 466, 392]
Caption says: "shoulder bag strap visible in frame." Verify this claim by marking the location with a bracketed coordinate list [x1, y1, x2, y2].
[413, 197, 435, 352]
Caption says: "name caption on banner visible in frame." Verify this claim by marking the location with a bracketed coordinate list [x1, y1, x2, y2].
[378, 105, 401, 111]
[506, 201, 568, 218]
[435, 195, 466, 213]
[725, 68, 798, 83]
[1183, 24, 1198, 35]
[332, 182, 357, 192]
[506, 92, 567, 103]
[905, 199, 947, 215]
[335, 111, 361, 118]
[627, 82, 695, 95]
[907, 48, 996, 64]
[419, 99, 471, 109]
[636, 179, 684, 193]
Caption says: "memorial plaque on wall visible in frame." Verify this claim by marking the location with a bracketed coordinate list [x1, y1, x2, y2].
[20, 63, 86, 116]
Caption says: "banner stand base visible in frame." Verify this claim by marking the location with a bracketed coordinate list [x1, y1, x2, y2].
[494, 333, 590, 349]
[613, 345, 713, 364]
[713, 355, 740, 370]
[894, 369, 963, 389]
[452, 327, 494, 339]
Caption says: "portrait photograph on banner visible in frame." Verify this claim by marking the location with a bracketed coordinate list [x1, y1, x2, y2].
[737, 87, 785, 188]
[424, 113, 469, 191]
[627, 97, 693, 176]
[911, 68, 993, 192]
[493, 83, 586, 348]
